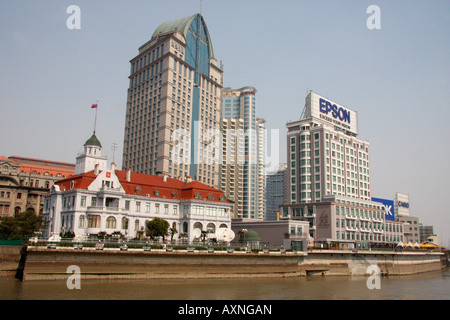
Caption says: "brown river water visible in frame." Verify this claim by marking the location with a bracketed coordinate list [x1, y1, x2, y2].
[1, 269, 449, 300]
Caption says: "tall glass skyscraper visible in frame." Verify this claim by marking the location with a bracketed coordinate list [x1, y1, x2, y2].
[122, 14, 223, 187]
[220, 87, 265, 219]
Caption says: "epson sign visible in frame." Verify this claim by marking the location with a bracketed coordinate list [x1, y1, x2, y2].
[319, 98, 351, 124]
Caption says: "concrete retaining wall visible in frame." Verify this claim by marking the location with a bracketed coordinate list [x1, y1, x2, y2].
[22, 247, 304, 280]
[299, 250, 444, 276]
[17, 247, 447, 281]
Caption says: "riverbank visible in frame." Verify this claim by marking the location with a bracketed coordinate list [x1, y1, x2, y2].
[8, 245, 446, 281]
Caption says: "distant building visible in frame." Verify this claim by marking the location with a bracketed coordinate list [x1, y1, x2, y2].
[280, 194, 404, 249]
[420, 225, 435, 243]
[43, 134, 232, 241]
[0, 155, 75, 217]
[220, 87, 265, 219]
[265, 164, 287, 221]
[397, 215, 420, 244]
[286, 91, 371, 204]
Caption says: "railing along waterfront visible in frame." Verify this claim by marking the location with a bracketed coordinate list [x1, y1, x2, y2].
[27, 238, 300, 254]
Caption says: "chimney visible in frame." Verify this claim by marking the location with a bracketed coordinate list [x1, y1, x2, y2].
[163, 173, 168, 182]
[126, 168, 131, 182]
[94, 164, 99, 175]
[186, 176, 192, 183]
[111, 162, 116, 172]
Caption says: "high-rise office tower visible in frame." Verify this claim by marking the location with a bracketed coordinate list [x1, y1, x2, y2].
[286, 91, 371, 204]
[122, 14, 223, 187]
[220, 87, 265, 219]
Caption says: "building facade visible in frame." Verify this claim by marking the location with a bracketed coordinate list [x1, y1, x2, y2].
[122, 13, 223, 188]
[280, 195, 404, 248]
[265, 164, 287, 221]
[0, 156, 75, 217]
[220, 87, 265, 219]
[231, 218, 310, 250]
[286, 91, 371, 204]
[44, 134, 232, 242]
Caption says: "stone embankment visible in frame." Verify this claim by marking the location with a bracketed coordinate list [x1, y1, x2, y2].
[3, 245, 444, 281]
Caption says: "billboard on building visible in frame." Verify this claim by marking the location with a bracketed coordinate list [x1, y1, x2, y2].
[372, 197, 395, 221]
[304, 91, 358, 135]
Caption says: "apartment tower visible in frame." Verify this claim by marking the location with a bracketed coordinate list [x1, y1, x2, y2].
[220, 87, 265, 219]
[122, 14, 223, 187]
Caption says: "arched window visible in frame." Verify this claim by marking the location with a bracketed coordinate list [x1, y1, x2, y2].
[207, 223, 215, 234]
[195, 192, 201, 199]
[106, 216, 116, 229]
[208, 194, 214, 200]
[122, 217, 129, 230]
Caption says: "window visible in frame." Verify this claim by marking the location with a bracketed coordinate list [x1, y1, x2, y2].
[78, 215, 86, 228]
[122, 217, 129, 230]
[80, 196, 86, 207]
[87, 215, 100, 228]
[136, 201, 141, 212]
[164, 204, 169, 214]
[106, 216, 116, 229]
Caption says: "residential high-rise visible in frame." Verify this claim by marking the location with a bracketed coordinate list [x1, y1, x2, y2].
[286, 91, 371, 204]
[122, 14, 223, 187]
[220, 87, 265, 219]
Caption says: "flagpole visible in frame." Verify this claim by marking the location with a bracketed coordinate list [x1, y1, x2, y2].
[94, 101, 98, 134]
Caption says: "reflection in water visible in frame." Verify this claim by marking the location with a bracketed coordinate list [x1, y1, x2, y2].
[0, 269, 449, 300]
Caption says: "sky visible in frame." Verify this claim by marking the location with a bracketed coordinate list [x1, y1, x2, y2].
[0, 0, 449, 246]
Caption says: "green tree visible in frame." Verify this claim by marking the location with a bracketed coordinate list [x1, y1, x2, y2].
[0, 211, 44, 240]
[168, 226, 178, 241]
[146, 217, 169, 240]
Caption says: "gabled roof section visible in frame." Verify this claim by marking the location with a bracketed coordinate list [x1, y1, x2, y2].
[55, 169, 230, 203]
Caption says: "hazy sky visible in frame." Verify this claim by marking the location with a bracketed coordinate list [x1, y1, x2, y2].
[1, 0, 449, 245]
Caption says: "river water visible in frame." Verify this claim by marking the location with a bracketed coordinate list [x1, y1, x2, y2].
[1, 268, 449, 300]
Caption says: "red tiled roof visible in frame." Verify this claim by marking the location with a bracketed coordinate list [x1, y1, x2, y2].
[56, 170, 230, 203]
[8, 156, 75, 178]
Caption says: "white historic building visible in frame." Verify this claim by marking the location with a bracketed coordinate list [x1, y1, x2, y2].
[42, 134, 232, 242]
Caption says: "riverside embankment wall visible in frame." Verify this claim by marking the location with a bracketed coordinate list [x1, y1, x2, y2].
[17, 246, 446, 281]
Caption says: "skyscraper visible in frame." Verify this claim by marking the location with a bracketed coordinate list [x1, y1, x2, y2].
[122, 14, 223, 187]
[286, 91, 371, 204]
[220, 87, 265, 219]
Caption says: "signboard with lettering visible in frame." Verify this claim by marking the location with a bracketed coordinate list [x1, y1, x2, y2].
[304, 91, 358, 135]
[371, 197, 395, 221]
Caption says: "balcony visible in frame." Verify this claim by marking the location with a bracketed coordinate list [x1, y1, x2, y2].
[86, 206, 123, 214]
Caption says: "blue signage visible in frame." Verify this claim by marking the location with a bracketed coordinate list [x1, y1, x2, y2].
[398, 201, 409, 209]
[319, 98, 351, 124]
[371, 197, 395, 221]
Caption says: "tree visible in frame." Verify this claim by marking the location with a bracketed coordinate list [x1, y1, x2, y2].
[146, 218, 169, 240]
[168, 226, 178, 241]
[0, 211, 44, 240]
